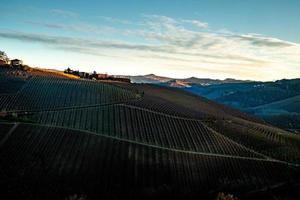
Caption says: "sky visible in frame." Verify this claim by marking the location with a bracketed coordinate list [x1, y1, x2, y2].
[1, 0, 300, 81]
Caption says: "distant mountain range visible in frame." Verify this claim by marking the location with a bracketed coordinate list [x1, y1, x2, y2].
[184, 78, 300, 133]
[127, 74, 300, 133]
[128, 74, 251, 87]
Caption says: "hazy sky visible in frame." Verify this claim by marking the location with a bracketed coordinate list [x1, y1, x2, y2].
[1, 0, 300, 80]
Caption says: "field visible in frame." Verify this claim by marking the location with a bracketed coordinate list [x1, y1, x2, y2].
[0, 68, 300, 199]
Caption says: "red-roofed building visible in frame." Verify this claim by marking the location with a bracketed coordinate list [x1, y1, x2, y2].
[98, 73, 108, 79]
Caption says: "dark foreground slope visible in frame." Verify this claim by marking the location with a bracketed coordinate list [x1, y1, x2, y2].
[1, 122, 297, 200]
[0, 68, 300, 200]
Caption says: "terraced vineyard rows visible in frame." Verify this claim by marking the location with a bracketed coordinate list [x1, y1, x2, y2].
[111, 82, 265, 123]
[1, 68, 300, 199]
[0, 123, 294, 199]
[24, 104, 265, 158]
[205, 119, 300, 164]
[0, 78, 26, 94]
[0, 76, 137, 111]
[0, 123, 13, 141]
[128, 95, 210, 119]
[0, 69, 29, 94]
[113, 83, 217, 119]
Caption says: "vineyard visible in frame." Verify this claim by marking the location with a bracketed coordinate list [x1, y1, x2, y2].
[0, 69, 28, 94]
[0, 123, 13, 141]
[111, 82, 265, 123]
[0, 68, 300, 199]
[0, 76, 137, 111]
[22, 104, 264, 158]
[204, 118, 300, 164]
[0, 123, 295, 199]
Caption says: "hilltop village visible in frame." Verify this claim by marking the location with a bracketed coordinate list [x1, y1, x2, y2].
[0, 50, 130, 82]
[63, 67, 130, 82]
[0, 51, 25, 69]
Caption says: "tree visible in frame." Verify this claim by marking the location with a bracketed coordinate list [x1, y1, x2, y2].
[0, 51, 10, 64]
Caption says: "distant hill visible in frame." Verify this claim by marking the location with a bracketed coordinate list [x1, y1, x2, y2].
[250, 94, 300, 115]
[248, 95, 300, 132]
[182, 77, 251, 86]
[128, 74, 250, 86]
[181, 78, 300, 133]
[126, 74, 300, 132]
[128, 74, 172, 83]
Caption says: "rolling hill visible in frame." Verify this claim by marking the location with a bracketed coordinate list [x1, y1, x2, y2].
[1, 67, 300, 199]
[128, 74, 250, 85]
[248, 95, 300, 132]
[128, 74, 300, 133]
[250, 94, 300, 114]
[180, 79, 300, 133]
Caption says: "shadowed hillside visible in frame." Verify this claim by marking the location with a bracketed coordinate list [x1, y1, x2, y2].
[179, 79, 300, 133]
[1, 68, 300, 200]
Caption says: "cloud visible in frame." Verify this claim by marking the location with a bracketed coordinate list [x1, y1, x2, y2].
[2, 14, 300, 80]
[26, 21, 117, 35]
[0, 30, 174, 53]
[57, 46, 123, 58]
[1, 30, 272, 73]
[233, 34, 297, 47]
[181, 19, 208, 28]
[142, 14, 178, 26]
[97, 16, 132, 24]
[50, 9, 78, 18]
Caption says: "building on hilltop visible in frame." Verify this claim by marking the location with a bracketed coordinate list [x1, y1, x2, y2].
[79, 71, 90, 79]
[11, 59, 23, 67]
[98, 73, 108, 79]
